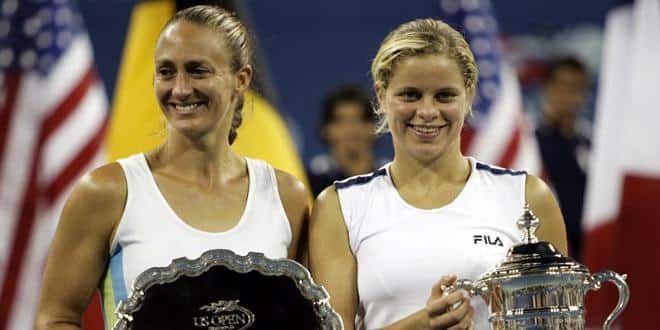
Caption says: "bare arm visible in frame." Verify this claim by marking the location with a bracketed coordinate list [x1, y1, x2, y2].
[275, 169, 311, 262]
[36, 163, 126, 329]
[525, 174, 569, 255]
[309, 186, 359, 329]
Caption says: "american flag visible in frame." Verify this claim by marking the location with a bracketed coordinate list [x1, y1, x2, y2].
[0, 0, 107, 328]
[437, 0, 541, 172]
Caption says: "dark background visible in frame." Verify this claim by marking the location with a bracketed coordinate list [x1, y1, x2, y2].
[79, 0, 615, 166]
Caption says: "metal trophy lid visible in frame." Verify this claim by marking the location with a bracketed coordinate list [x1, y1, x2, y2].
[482, 205, 588, 280]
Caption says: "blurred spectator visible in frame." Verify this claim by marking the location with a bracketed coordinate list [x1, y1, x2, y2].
[306, 85, 380, 196]
[535, 56, 591, 260]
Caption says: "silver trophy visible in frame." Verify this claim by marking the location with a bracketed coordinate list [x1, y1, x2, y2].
[448, 205, 629, 329]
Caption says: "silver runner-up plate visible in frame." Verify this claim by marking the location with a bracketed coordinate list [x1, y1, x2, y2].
[113, 249, 343, 330]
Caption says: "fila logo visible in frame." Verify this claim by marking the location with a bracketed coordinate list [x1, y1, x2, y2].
[473, 235, 503, 246]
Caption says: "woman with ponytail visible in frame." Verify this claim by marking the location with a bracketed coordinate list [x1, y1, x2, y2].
[36, 6, 309, 329]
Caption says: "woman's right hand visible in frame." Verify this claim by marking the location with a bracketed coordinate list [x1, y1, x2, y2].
[425, 275, 474, 330]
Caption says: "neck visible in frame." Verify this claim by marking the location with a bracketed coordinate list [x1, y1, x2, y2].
[150, 130, 244, 190]
[390, 146, 469, 189]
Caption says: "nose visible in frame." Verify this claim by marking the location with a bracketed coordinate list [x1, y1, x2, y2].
[172, 73, 193, 99]
[416, 97, 439, 121]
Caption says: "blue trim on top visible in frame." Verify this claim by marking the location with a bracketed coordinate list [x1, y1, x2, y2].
[335, 168, 387, 190]
[475, 162, 527, 176]
[109, 244, 128, 306]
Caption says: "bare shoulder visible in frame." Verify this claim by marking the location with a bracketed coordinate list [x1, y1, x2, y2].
[524, 174, 559, 220]
[70, 162, 126, 207]
[524, 174, 553, 204]
[273, 169, 310, 260]
[60, 162, 127, 236]
[274, 169, 310, 208]
[311, 185, 347, 233]
[310, 184, 350, 255]
[524, 174, 568, 254]
[314, 184, 340, 212]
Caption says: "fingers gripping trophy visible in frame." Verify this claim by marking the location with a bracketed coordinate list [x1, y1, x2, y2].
[447, 205, 630, 330]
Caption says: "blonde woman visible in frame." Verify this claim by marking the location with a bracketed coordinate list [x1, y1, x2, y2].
[309, 19, 568, 330]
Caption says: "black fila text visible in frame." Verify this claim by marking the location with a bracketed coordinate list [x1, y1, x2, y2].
[473, 235, 503, 246]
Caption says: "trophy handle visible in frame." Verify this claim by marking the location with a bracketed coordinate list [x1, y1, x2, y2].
[584, 270, 630, 330]
[445, 279, 489, 304]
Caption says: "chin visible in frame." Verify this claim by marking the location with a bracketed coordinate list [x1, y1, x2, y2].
[404, 144, 445, 162]
[413, 151, 444, 162]
[172, 123, 212, 139]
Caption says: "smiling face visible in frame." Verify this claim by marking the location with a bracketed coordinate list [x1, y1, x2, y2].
[154, 21, 242, 140]
[377, 54, 469, 162]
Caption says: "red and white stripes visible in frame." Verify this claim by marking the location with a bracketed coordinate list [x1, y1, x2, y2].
[462, 64, 542, 174]
[0, 33, 107, 330]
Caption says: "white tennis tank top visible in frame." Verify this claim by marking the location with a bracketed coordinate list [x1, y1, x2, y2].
[99, 154, 292, 328]
[336, 157, 527, 330]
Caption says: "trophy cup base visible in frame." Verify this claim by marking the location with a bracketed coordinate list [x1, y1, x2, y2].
[491, 314, 584, 330]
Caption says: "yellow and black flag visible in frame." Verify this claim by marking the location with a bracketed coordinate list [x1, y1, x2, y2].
[84, 1, 308, 328]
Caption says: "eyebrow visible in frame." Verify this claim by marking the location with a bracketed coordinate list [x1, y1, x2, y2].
[154, 59, 172, 66]
[395, 86, 462, 92]
[185, 60, 210, 67]
[154, 59, 212, 67]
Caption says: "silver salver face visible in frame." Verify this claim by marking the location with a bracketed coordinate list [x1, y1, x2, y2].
[113, 249, 343, 330]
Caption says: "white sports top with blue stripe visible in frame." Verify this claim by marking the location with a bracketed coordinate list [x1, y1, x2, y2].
[335, 157, 527, 330]
[99, 154, 292, 328]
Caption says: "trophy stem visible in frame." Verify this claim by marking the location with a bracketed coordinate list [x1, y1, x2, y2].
[517, 204, 540, 244]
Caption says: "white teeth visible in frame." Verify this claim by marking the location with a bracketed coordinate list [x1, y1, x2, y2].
[174, 103, 200, 113]
[412, 125, 440, 134]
